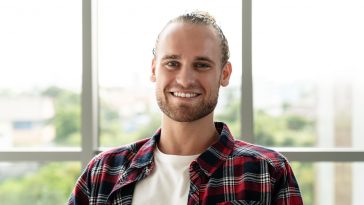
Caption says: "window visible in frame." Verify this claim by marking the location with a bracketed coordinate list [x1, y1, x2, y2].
[97, 0, 242, 147]
[252, 0, 364, 204]
[0, 0, 82, 204]
[0, 0, 82, 148]
[252, 0, 364, 148]
[13, 121, 33, 130]
[0, 162, 81, 204]
[291, 162, 364, 204]
[1, 1, 363, 204]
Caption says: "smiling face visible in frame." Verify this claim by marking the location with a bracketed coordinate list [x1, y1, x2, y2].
[151, 22, 232, 122]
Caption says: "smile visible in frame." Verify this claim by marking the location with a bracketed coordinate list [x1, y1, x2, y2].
[171, 92, 200, 98]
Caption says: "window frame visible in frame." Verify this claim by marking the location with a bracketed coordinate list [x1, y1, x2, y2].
[1, 0, 364, 170]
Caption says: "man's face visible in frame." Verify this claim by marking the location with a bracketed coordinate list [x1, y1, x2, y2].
[151, 22, 231, 122]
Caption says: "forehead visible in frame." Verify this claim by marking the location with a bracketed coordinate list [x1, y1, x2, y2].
[156, 22, 221, 60]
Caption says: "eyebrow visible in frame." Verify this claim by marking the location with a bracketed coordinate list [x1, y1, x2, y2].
[161, 55, 181, 61]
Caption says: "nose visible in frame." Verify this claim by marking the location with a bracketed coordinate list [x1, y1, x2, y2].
[175, 66, 196, 88]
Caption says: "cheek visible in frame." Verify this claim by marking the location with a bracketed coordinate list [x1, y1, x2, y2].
[200, 78, 220, 94]
[156, 71, 173, 85]
[155, 79, 163, 91]
[155, 75, 169, 92]
[206, 73, 221, 87]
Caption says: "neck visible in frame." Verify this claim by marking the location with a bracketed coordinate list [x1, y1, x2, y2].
[158, 113, 219, 155]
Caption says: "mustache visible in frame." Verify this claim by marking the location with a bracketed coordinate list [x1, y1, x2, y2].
[165, 85, 203, 92]
[164, 82, 203, 91]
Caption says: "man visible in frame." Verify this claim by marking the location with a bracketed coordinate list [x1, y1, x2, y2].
[69, 11, 303, 205]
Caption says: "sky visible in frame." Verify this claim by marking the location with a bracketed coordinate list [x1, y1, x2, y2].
[253, 0, 364, 84]
[1, 0, 363, 93]
[0, 0, 242, 92]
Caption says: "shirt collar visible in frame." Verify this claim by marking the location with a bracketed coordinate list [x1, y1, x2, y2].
[195, 122, 235, 177]
[129, 129, 160, 169]
[128, 122, 235, 176]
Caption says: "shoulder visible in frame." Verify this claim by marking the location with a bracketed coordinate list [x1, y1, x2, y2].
[88, 138, 151, 171]
[68, 137, 156, 204]
[231, 140, 289, 170]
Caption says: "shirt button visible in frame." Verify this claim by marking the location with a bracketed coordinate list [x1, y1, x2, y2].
[145, 167, 151, 175]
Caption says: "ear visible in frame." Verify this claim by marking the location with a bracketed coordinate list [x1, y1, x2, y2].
[150, 58, 156, 82]
[220, 62, 232, 87]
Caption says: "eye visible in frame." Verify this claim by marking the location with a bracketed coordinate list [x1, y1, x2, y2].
[165, 61, 180, 69]
[194, 62, 210, 70]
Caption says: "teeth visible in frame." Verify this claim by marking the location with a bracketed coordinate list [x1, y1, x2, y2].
[172, 92, 198, 98]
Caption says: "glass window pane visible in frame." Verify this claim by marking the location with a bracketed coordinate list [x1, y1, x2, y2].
[0, 0, 82, 148]
[0, 162, 81, 205]
[291, 162, 364, 205]
[252, 0, 364, 147]
[98, 0, 242, 147]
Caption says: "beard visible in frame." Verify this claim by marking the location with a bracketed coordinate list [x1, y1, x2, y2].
[156, 85, 219, 122]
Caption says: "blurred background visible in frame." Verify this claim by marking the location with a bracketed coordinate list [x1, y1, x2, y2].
[0, 0, 363, 204]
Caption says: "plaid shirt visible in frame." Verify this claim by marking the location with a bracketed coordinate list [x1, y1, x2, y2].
[68, 122, 303, 205]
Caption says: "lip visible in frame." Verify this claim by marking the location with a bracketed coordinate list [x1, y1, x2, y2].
[169, 91, 201, 99]
[172, 92, 198, 98]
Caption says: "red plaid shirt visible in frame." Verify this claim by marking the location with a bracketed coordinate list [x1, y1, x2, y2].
[68, 122, 303, 205]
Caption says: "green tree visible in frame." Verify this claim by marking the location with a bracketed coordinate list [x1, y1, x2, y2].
[254, 110, 315, 204]
[255, 110, 315, 147]
[215, 88, 240, 137]
[0, 162, 80, 205]
[42, 86, 81, 146]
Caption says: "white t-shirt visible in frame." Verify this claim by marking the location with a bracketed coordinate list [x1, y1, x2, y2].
[132, 147, 199, 205]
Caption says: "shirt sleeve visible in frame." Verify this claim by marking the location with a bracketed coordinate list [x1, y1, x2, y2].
[67, 163, 91, 205]
[272, 160, 304, 205]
